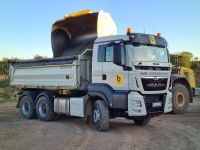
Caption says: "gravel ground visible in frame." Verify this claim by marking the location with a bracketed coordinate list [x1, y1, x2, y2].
[0, 97, 200, 150]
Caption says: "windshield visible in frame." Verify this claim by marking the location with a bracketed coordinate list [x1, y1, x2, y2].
[128, 45, 169, 63]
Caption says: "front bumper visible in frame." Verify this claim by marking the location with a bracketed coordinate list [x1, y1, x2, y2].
[128, 91, 172, 117]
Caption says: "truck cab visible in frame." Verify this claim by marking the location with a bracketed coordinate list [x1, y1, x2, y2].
[87, 32, 172, 126]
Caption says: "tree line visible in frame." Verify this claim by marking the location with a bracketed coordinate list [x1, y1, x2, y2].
[170, 51, 200, 74]
[0, 55, 47, 76]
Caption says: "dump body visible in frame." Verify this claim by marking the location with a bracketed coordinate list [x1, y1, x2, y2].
[9, 55, 91, 90]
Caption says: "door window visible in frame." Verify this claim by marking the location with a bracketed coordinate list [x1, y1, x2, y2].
[105, 46, 113, 62]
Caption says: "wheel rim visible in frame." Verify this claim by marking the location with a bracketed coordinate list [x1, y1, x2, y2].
[22, 101, 29, 115]
[39, 102, 48, 118]
[176, 92, 185, 107]
[93, 105, 100, 123]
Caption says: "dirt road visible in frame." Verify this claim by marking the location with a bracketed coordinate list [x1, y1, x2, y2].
[0, 97, 200, 150]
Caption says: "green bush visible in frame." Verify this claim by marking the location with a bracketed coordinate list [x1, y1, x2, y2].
[0, 80, 9, 88]
[0, 80, 17, 103]
[0, 62, 9, 76]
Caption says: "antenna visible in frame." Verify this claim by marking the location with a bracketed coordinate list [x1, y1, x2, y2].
[153, 24, 155, 35]
[142, 22, 145, 34]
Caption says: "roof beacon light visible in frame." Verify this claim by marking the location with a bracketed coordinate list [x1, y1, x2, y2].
[157, 32, 161, 37]
[127, 27, 132, 34]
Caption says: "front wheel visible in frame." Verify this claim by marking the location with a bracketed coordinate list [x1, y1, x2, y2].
[93, 100, 110, 131]
[133, 117, 150, 126]
[172, 83, 189, 114]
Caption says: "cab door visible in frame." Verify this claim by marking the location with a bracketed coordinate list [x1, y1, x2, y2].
[102, 44, 129, 90]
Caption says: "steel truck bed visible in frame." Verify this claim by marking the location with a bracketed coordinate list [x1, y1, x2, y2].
[9, 55, 91, 90]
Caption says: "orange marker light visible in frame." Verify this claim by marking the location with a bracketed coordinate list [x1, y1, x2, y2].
[127, 27, 132, 33]
[157, 32, 161, 37]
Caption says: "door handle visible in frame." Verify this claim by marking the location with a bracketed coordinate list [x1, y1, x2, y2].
[102, 74, 107, 80]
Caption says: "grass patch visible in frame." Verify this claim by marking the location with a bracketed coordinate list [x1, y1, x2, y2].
[0, 80, 9, 88]
[0, 80, 17, 103]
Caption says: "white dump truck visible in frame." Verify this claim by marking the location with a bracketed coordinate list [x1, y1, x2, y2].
[10, 10, 172, 131]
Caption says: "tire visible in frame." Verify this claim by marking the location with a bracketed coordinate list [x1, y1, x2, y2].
[19, 94, 35, 119]
[36, 95, 55, 121]
[133, 117, 150, 126]
[172, 83, 189, 114]
[93, 100, 110, 131]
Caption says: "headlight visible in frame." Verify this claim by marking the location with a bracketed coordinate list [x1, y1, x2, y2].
[132, 100, 142, 107]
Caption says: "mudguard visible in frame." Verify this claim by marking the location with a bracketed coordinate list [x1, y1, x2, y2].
[87, 83, 128, 109]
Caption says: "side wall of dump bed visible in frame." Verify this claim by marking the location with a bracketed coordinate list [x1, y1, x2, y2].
[9, 55, 91, 90]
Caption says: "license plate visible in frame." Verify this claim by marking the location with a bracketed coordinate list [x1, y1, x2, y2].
[152, 102, 162, 107]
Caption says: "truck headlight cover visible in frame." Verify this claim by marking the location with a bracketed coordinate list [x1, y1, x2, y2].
[132, 100, 142, 107]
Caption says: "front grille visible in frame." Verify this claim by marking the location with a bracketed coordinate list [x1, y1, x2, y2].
[144, 95, 166, 114]
[142, 77, 167, 91]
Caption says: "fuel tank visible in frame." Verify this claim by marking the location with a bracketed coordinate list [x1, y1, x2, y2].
[51, 10, 117, 57]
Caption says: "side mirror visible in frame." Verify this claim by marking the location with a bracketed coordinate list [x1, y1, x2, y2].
[113, 44, 126, 66]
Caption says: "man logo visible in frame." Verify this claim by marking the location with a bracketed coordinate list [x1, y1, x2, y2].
[154, 77, 159, 80]
[116, 74, 122, 85]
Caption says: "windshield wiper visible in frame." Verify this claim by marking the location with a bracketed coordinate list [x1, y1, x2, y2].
[153, 62, 160, 65]
[138, 62, 143, 65]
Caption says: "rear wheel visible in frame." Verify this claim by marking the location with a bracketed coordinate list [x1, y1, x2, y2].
[36, 95, 55, 121]
[93, 100, 110, 131]
[133, 117, 150, 126]
[20, 95, 35, 119]
[172, 83, 189, 114]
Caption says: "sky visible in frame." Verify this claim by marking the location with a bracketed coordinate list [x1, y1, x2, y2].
[0, 0, 200, 59]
